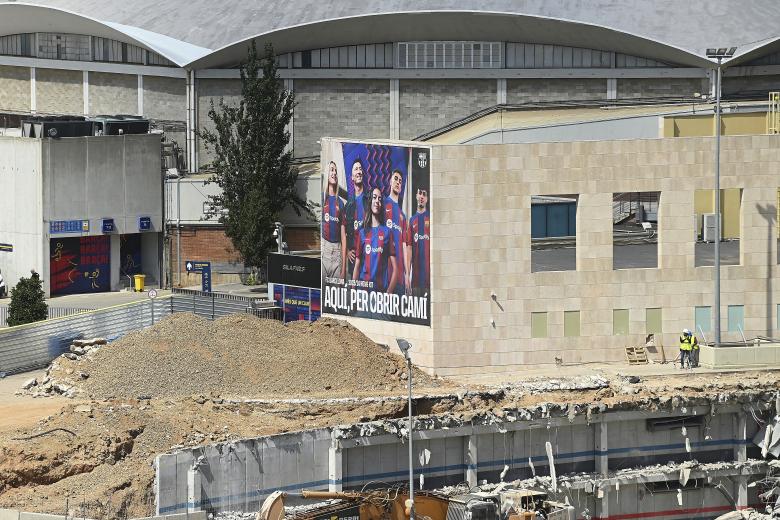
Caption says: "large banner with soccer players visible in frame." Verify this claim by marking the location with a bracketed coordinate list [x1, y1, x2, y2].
[321, 140, 431, 326]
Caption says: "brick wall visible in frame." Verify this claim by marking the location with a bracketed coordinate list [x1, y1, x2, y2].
[507, 78, 606, 104]
[286, 227, 319, 251]
[89, 72, 137, 115]
[293, 79, 390, 158]
[0, 65, 30, 113]
[399, 79, 496, 140]
[36, 68, 82, 115]
[617, 78, 707, 99]
[143, 76, 186, 121]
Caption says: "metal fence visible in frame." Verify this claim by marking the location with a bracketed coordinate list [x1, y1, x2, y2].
[170, 288, 278, 321]
[0, 291, 283, 377]
[0, 306, 94, 327]
[0, 298, 172, 376]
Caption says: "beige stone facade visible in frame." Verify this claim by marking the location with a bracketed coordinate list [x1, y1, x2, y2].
[89, 72, 137, 116]
[36, 68, 82, 115]
[0, 65, 31, 113]
[330, 135, 780, 376]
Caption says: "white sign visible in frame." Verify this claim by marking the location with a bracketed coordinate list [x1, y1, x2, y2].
[148, 289, 158, 299]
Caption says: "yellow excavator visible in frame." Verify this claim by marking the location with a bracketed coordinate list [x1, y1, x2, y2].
[257, 487, 573, 520]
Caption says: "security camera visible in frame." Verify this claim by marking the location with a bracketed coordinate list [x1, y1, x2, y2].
[396, 338, 412, 355]
[272, 228, 279, 238]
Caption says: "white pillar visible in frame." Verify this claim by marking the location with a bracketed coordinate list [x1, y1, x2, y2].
[390, 79, 400, 140]
[30, 67, 36, 113]
[496, 78, 507, 105]
[329, 439, 343, 492]
[595, 422, 609, 520]
[185, 69, 198, 173]
[465, 434, 478, 488]
[187, 468, 202, 512]
[82, 70, 89, 115]
[284, 78, 294, 153]
[137, 74, 144, 116]
[734, 412, 748, 509]
[607, 78, 617, 100]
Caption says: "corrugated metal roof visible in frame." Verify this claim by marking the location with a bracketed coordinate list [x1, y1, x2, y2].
[1, 1, 778, 67]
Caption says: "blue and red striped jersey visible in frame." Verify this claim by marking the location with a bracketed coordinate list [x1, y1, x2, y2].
[358, 225, 395, 291]
[384, 197, 407, 285]
[406, 210, 431, 289]
[321, 194, 344, 243]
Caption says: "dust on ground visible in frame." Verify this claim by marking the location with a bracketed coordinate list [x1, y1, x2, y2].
[1, 314, 779, 519]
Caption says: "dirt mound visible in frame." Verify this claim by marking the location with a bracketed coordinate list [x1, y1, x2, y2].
[48, 314, 441, 400]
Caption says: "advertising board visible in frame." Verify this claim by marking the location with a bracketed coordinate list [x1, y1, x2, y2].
[321, 140, 430, 326]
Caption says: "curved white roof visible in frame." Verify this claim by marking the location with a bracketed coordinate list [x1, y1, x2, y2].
[1, 1, 778, 68]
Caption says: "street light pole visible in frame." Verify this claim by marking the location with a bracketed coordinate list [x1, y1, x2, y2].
[396, 338, 415, 520]
[714, 57, 722, 347]
[706, 46, 736, 347]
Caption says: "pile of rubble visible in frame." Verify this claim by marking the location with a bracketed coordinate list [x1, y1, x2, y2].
[18, 338, 105, 398]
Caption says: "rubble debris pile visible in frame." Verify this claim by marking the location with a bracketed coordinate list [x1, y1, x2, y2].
[24, 314, 443, 400]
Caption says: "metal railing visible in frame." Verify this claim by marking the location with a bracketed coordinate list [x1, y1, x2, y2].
[170, 288, 279, 321]
[0, 306, 93, 327]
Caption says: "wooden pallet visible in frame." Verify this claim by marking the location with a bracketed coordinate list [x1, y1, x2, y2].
[626, 345, 649, 365]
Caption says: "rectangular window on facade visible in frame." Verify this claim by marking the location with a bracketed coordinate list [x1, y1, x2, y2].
[531, 312, 548, 338]
[613, 192, 660, 269]
[564, 311, 580, 337]
[694, 188, 742, 267]
[646, 308, 662, 334]
[531, 195, 578, 272]
[613, 309, 629, 335]
[695, 306, 712, 334]
[728, 305, 744, 333]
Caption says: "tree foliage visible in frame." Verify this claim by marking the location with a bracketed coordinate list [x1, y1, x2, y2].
[8, 271, 48, 326]
[198, 42, 309, 268]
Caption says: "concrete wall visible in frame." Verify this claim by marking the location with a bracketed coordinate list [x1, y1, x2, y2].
[40, 135, 162, 292]
[293, 79, 390, 157]
[156, 404, 758, 517]
[506, 79, 605, 104]
[0, 65, 31, 113]
[36, 68, 83, 115]
[0, 137, 43, 292]
[399, 79, 496, 140]
[89, 72, 137, 116]
[143, 76, 186, 122]
[616, 78, 707, 99]
[724, 74, 780, 96]
[197, 78, 242, 167]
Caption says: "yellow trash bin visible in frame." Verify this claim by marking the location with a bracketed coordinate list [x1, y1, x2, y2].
[133, 274, 146, 292]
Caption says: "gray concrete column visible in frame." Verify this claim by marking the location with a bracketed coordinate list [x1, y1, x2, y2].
[734, 412, 748, 508]
[465, 434, 478, 488]
[187, 468, 202, 512]
[390, 79, 400, 140]
[83, 70, 89, 115]
[329, 439, 343, 492]
[110, 233, 120, 291]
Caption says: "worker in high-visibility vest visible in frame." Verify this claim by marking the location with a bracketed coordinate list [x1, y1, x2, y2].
[690, 330, 700, 368]
[679, 328, 696, 369]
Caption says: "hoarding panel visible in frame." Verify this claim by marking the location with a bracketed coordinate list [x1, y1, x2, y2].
[321, 140, 430, 326]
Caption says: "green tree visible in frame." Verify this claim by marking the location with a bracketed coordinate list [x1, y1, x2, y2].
[198, 42, 308, 269]
[8, 270, 48, 326]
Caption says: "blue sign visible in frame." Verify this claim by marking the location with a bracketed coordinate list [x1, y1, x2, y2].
[0, 243, 11, 252]
[101, 218, 115, 233]
[50, 220, 89, 234]
[185, 260, 212, 293]
[138, 216, 152, 231]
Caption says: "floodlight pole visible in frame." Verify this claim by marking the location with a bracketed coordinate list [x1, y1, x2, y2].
[714, 57, 722, 347]
[406, 352, 415, 520]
